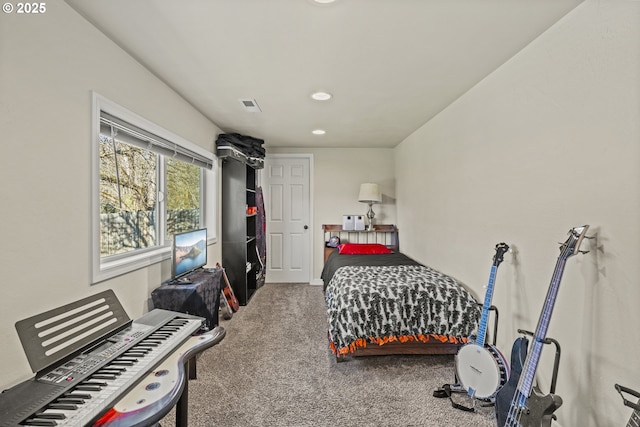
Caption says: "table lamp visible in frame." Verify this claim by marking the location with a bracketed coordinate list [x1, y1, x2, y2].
[358, 183, 382, 231]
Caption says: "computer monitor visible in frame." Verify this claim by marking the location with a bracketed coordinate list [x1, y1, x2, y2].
[171, 228, 207, 279]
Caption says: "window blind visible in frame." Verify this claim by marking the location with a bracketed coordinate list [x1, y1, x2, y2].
[100, 111, 214, 170]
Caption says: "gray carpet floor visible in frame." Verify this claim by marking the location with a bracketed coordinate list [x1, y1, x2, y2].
[160, 283, 497, 427]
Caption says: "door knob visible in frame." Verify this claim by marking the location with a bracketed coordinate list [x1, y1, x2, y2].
[304, 225, 309, 230]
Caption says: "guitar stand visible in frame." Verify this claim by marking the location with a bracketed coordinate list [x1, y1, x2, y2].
[486, 304, 500, 347]
[517, 329, 561, 395]
[615, 384, 640, 411]
[220, 290, 233, 320]
[432, 305, 500, 413]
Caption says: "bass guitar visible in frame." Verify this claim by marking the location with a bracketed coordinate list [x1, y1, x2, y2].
[495, 225, 590, 427]
[616, 384, 640, 427]
[455, 242, 510, 400]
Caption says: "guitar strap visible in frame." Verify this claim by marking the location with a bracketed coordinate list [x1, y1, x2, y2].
[433, 383, 493, 413]
[433, 383, 474, 412]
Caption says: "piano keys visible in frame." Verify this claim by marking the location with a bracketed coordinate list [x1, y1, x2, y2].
[0, 290, 225, 427]
[91, 330, 224, 426]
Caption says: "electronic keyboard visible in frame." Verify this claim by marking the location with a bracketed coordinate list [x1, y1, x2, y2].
[0, 290, 224, 427]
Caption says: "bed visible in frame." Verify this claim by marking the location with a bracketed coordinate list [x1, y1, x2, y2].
[321, 225, 480, 361]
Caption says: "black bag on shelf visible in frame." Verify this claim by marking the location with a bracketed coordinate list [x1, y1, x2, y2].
[216, 133, 265, 159]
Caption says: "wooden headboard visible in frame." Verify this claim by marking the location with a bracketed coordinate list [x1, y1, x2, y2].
[321, 224, 399, 263]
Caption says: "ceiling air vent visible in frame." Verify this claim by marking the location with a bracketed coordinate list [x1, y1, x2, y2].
[239, 99, 262, 113]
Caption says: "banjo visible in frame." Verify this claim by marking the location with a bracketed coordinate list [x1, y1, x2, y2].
[455, 242, 510, 399]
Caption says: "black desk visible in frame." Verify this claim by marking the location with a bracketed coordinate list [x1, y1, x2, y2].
[151, 268, 223, 330]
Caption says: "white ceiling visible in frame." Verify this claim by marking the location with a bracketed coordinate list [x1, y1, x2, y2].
[65, 0, 583, 148]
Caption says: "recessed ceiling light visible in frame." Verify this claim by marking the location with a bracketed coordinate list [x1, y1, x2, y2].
[313, 0, 336, 3]
[312, 129, 326, 135]
[311, 91, 332, 101]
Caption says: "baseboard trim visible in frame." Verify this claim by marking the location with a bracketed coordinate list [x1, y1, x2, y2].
[263, 279, 323, 286]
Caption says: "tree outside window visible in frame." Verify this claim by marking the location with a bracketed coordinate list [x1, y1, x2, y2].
[99, 132, 202, 258]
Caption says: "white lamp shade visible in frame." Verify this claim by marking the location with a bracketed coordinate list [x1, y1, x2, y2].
[358, 183, 381, 203]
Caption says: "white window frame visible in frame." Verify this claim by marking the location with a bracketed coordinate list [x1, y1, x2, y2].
[91, 92, 217, 284]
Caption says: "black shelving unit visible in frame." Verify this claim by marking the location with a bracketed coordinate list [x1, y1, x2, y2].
[221, 156, 261, 305]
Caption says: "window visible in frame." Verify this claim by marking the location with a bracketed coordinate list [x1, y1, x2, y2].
[92, 93, 216, 283]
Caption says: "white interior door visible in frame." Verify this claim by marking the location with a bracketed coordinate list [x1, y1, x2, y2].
[264, 155, 311, 283]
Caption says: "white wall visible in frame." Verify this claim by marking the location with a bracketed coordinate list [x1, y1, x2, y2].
[266, 147, 396, 281]
[2, 2, 637, 424]
[395, 1, 639, 425]
[0, 3, 222, 388]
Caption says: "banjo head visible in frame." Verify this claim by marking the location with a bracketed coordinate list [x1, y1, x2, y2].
[455, 344, 508, 399]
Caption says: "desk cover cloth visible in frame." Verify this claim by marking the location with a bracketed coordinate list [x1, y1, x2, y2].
[151, 268, 222, 329]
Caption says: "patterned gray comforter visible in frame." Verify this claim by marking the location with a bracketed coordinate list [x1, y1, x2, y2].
[326, 264, 479, 355]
